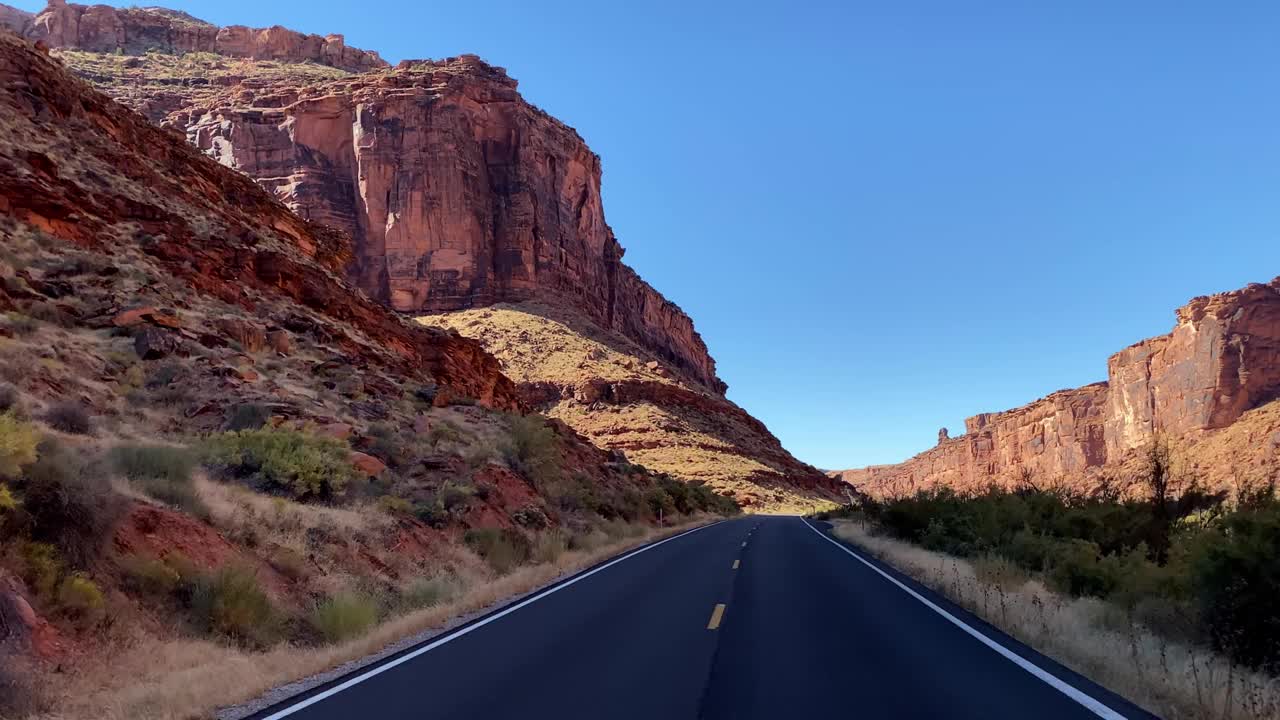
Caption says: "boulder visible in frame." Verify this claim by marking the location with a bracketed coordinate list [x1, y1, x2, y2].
[349, 451, 386, 478]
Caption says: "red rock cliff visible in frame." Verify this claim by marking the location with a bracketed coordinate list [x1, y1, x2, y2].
[167, 55, 725, 393]
[25, 0, 385, 71]
[836, 279, 1280, 496]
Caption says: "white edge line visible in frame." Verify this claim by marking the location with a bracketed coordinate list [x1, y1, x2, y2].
[261, 521, 721, 720]
[801, 518, 1128, 720]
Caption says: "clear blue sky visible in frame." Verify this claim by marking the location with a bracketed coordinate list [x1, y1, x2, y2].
[19, 1, 1280, 470]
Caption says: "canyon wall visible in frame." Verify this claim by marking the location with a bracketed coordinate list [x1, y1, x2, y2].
[168, 54, 725, 393]
[25, 0, 386, 71]
[836, 279, 1280, 496]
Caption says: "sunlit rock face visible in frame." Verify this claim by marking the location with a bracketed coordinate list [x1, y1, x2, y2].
[835, 279, 1280, 497]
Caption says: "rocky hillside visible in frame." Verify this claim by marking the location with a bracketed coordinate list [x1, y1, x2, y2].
[9, 0, 840, 509]
[0, 29, 738, 718]
[423, 303, 836, 510]
[834, 278, 1280, 498]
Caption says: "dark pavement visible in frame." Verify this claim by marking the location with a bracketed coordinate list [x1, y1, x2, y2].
[254, 517, 1155, 720]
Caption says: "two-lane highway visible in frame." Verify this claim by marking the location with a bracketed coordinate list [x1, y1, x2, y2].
[252, 517, 1155, 719]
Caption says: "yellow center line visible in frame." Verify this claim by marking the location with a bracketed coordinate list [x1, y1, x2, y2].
[741, 541, 747, 548]
[732, 559, 740, 569]
[707, 603, 726, 630]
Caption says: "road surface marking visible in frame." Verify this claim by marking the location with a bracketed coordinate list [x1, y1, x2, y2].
[801, 519, 1127, 720]
[732, 559, 740, 569]
[258, 522, 722, 720]
[741, 541, 747, 548]
[707, 603, 726, 629]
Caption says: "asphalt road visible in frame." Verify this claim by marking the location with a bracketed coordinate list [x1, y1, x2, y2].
[253, 517, 1156, 720]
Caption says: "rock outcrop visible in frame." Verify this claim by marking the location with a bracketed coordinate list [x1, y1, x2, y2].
[165, 54, 724, 394]
[836, 279, 1280, 497]
[25, 11, 724, 395]
[25, 0, 385, 71]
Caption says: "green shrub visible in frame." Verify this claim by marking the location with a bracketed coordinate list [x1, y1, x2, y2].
[21, 440, 125, 564]
[1190, 502, 1280, 669]
[20, 542, 62, 599]
[202, 428, 358, 499]
[223, 403, 271, 431]
[644, 486, 675, 517]
[367, 423, 409, 469]
[439, 483, 475, 511]
[0, 484, 17, 513]
[121, 554, 181, 596]
[427, 420, 464, 447]
[0, 412, 38, 477]
[413, 384, 438, 405]
[310, 592, 378, 644]
[400, 577, 456, 610]
[464, 527, 531, 575]
[378, 495, 412, 515]
[503, 414, 560, 487]
[4, 312, 38, 335]
[0, 382, 19, 412]
[56, 572, 104, 618]
[413, 499, 448, 528]
[110, 444, 195, 483]
[110, 444, 207, 517]
[43, 401, 93, 435]
[189, 565, 278, 646]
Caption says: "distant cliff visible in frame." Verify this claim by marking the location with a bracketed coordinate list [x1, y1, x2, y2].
[835, 278, 1280, 496]
[22, 0, 386, 71]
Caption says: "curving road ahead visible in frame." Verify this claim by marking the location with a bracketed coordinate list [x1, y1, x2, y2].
[249, 517, 1157, 720]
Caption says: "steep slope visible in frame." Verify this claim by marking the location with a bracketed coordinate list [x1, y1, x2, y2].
[422, 302, 836, 510]
[835, 279, 1280, 498]
[0, 31, 736, 718]
[20, 0, 839, 509]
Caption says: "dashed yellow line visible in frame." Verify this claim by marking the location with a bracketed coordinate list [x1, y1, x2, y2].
[741, 541, 747, 548]
[732, 559, 740, 570]
[707, 603, 726, 630]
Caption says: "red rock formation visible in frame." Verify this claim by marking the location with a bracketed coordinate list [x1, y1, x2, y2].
[26, 0, 385, 71]
[1105, 279, 1280, 455]
[837, 280, 1280, 497]
[162, 55, 725, 393]
[0, 29, 516, 410]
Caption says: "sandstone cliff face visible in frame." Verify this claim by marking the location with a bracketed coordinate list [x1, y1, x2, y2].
[165, 55, 725, 394]
[837, 280, 1280, 497]
[26, 0, 385, 71]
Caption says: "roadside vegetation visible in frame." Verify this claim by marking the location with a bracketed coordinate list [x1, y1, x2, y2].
[819, 441, 1280, 719]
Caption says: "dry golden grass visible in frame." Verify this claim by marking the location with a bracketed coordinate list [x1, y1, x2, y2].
[418, 303, 692, 390]
[53, 50, 352, 121]
[196, 475, 393, 546]
[831, 521, 1280, 720]
[37, 519, 710, 720]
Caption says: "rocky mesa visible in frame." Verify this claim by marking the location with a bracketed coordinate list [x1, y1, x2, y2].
[835, 278, 1280, 498]
[8, 1, 839, 509]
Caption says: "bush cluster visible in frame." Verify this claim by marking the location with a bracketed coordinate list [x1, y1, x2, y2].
[463, 527, 532, 575]
[110, 444, 206, 518]
[202, 428, 358, 499]
[309, 592, 379, 644]
[852, 482, 1280, 671]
